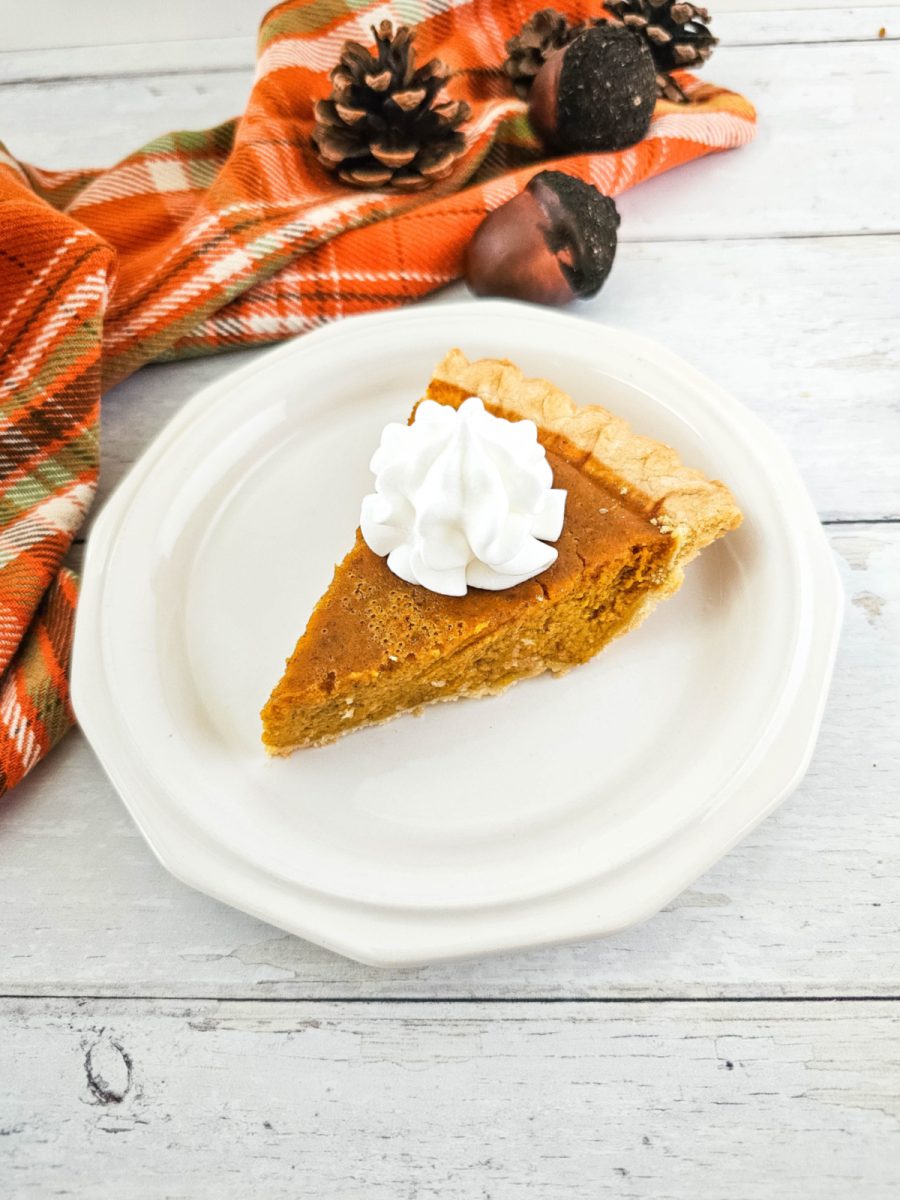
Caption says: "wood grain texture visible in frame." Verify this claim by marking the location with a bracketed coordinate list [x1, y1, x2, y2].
[613, 40, 900, 240]
[722, 7, 898, 42]
[2, 0, 273, 53]
[0, 37, 258, 85]
[1, 524, 895, 999]
[1, 10, 895, 83]
[604, 237, 900, 522]
[2, 998, 898, 1198]
[2, 41, 899, 240]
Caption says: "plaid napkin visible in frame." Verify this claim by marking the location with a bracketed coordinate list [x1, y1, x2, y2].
[0, 0, 755, 796]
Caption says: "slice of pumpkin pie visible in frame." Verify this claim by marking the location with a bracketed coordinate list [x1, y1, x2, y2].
[261, 350, 741, 753]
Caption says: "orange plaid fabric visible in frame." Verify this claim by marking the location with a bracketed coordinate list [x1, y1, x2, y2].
[0, 0, 755, 795]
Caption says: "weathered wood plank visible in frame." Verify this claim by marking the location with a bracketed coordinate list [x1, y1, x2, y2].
[2, 43, 898, 240]
[2, 523, 896, 998]
[0, 70, 254, 170]
[88, 234, 900, 526]
[1, 10, 895, 83]
[722, 7, 898, 42]
[614, 40, 900, 240]
[2, 0, 272, 54]
[1, 998, 898, 1197]
[0, 37, 258, 85]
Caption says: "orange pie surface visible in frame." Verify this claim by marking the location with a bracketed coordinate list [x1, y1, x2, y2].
[261, 351, 741, 753]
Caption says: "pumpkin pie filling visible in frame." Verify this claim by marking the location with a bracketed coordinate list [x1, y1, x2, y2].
[261, 352, 741, 753]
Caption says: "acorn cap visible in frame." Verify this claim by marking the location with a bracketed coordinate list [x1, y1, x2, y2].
[530, 24, 657, 153]
[528, 171, 620, 299]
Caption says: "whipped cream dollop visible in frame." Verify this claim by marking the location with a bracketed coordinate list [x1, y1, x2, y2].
[360, 397, 567, 596]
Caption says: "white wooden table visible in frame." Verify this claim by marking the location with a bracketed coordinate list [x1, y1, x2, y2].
[2, 9, 899, 1196]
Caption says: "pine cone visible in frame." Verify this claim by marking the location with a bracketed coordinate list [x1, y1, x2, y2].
[503, 8, 585, 99]
[604, 0, 717, 101]
[312, 21, 471, 191]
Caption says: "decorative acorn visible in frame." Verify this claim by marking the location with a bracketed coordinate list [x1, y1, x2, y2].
[464, 171, 620, 306]
[312, 20, 471, 191]
[528, 24, 657, 153]
[606, 0, 717, 102]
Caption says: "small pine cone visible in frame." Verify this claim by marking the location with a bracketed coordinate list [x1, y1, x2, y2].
[604, 0, 717, 101]
[503, 8, 585, 99]
[312, 20, 471, 191]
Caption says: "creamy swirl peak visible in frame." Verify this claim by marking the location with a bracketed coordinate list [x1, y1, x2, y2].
[360, 396, 567, 597]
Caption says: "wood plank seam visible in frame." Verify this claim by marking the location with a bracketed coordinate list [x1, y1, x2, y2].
[4, 993, 900, 1003]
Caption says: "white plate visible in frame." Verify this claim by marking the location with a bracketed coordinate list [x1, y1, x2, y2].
[72, 301, 842, 966]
